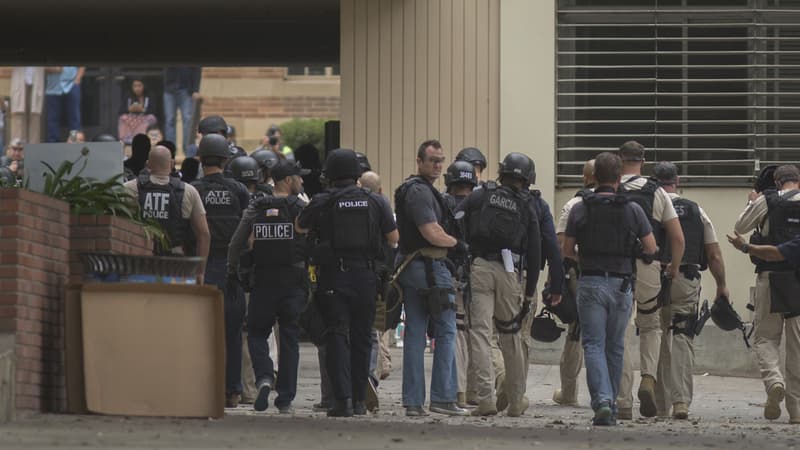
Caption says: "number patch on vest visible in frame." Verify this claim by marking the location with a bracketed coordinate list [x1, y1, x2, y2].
[254, 223, 294, 240]
[142, 192, 170, 219]
[204, 190, 231, 206]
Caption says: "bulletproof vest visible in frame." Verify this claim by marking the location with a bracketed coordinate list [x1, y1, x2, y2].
[663, 197, 707, 269]
[753, 189, 800, 272]
[531, 189, 548, 269]
[252, 195, 306, 266]
[577, 193, 637, 259]
[192, 175, 243, 255]
[574, 188, 593, 198]
[467, 182, 528, 255]
[137, 174, 188, 253]
[256, 183, 274, 196]
[395, 176, 454, 254]
[325, 185, 381, 260]
[618, 176, 665, 258]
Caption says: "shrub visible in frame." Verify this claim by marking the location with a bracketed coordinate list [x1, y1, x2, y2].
[278, 118, 329, 153]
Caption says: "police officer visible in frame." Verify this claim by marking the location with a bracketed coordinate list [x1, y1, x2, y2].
[228, 156, 261, 195]
[552, 159, 595, 407]
[734, 164, 800, 422]
[198, 115, 247, 158]
[651, 162, 729, 420]
[456, 152, 542, 417]
[123, 145, 210, 272]
[456, 147, 487, 180]
[227, 159, 310, 413]
[562, 152, 657, 426]
[616, 141, 685, 419]
[442, 160, 478, 408]
[191, 134, 251, 408]
[250, 148, 281, 196]
[297, 149, 398, 417]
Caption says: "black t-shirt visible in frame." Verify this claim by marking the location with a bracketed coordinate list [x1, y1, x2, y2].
[404, 182, 442, 227]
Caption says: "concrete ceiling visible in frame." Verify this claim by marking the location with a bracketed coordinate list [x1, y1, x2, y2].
[0, 0, 340, 65]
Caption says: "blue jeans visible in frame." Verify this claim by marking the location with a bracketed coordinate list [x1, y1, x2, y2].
[399, 258, 458, 406]
[45, 84, 81, 142]
[204, 256, 246, 394]
[163, 89, 194, 152]
[577, 275, 633, 413]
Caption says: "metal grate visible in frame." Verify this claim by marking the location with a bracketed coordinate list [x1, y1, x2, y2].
[556, 0, 800, 186]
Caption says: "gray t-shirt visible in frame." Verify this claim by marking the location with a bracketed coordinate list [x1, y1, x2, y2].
[565, 196, 652, 274]
[404, 182, 442, 227]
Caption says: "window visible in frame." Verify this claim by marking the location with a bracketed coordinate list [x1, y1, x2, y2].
[557, 0, 800, 186]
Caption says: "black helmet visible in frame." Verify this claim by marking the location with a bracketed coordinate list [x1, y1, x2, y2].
[0, 166, 16, 187]
[355, 152, 371, 174]
[754, 165, 779, 193]
[445, 160, 477, 187]
[324, 148, 361, 181]
[229, 156, 261, 184]
[456, 147, 487, 169]
[499, 152, 536, 185]
[198, 115, 228, 136]
[543, 285, 577, 325]
[197, 134, 231, 158]
[531, 310, 565, 343]
[710, 295, 745, 331]
[251, 149, 280, 171]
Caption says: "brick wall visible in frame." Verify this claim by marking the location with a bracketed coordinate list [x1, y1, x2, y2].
[0, 189, 70, 413]
[202, 96, 339, 121]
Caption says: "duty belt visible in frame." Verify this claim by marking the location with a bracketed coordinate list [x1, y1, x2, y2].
[474, 252, 503, 262]
[336, 258, 375, 271]
[581, 270, 630, 279]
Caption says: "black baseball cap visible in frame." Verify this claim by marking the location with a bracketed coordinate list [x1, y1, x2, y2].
[272, 160, 311, 181]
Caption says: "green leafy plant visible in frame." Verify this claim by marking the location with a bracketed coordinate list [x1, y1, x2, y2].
[279, 118, 329, 153]
[40, 148, 168, 248]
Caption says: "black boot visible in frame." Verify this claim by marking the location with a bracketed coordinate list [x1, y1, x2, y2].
[327, 398, 354, 417]
[353, 401, 367, 415]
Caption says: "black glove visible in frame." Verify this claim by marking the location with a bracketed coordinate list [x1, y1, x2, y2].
[453, 239, 469, 259]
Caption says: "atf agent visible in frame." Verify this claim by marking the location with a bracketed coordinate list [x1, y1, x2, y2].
[395, 140, 469, 417]
[553, 159, 595, 407]
[651, 162, 729, 420]
[734, 164, 800, 422]
[442, 160, 478, 409]
[617, 141, 685, 419]
[191, 134, 251, 408]
[123, 145, 210, 277]
[228, 159, 310, 413]
[456, 152, 542, 417]
[562, 152, 657, 426]
[297, 149, 398, 417]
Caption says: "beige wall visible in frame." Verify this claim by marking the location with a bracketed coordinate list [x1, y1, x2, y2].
[340, 0, 500, 193]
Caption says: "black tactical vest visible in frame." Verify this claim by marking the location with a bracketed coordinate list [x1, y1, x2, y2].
[468, 182, 528, 255]
[577, 193, 637, 260]
[192, 175, 243, 255]
[395, 176, 454, 254]
[252, 195, 306, 266]
[256, 182, 273, 196]
[574, 188, 593, 198]
[752, 189, 800, 272]
[137, 174, 188, 254]
[662, 197, 707, 269]
[324, 185, 381, 260]
[618, 176, 665, 258]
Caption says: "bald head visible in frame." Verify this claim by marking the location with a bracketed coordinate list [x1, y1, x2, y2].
[146, 145, 173, 176]
[583, 159, 596, 188]
[359, 170, 382, 194]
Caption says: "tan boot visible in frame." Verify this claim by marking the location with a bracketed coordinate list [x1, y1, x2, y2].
[638, 375, 657, 418]
[672, 402, 689, 420]
[507, 396, 529, 417]
[457, 392, 468, 409]
[496, 392, 509, 412]
[470, 398, 498, 416]
[617, 407, 633, 420]
[765, 382, 785, 420]
[553, 389, 578, 407]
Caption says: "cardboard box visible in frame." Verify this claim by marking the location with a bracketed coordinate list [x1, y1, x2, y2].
[79, 283, 224, 418]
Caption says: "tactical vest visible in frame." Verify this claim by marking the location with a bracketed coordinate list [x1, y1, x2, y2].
[662, 197, 707, 269]
[137, 174, 188, 254]
[395, 176, 454, 254]
[467, 182, 528, 255]
[323, 185, 382, 260]
[252, 195, 306, 266]
[192, 175, 243, 255]
[531, 189, 548, 269]
[577, 193, 637, 260]
[752, 189, 800, 272]
[618, 176, 665, 258]
[574, 188, 593, 198]
[256, 183, 274, 196]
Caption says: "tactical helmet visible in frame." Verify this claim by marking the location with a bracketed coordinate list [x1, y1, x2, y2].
[543, 285, 577, 325]
[229, 156, 261, 184]
[198, 115, 228, 136]
[197, 134, 231, 159]
[499, 152, 536, 185]
[754, 165, 779, 193]
[531, 310, 565, 343]
[0, 166, 16, 187]
[456, 147, 487, 169]
[445, 160, 478, 187]
[710, 295, 745, 331]
[355, 152, 372, 174]
[251, 149, 281, 171]
[324, 148, 361, 181]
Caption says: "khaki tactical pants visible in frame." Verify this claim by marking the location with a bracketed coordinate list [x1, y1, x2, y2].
[755, 272, 800, 418]
[469, 257, 526, 406]
[556, 268, 583, 403]
[455, 290, 470, 393]
[634, 260, 663, 379]
[617, 313, 636, 409]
